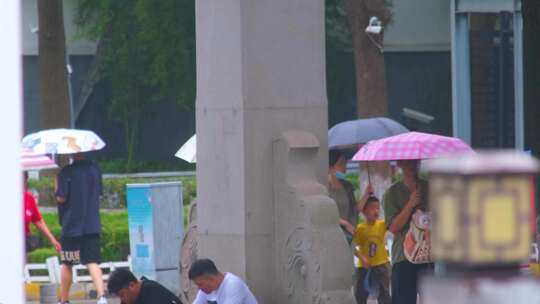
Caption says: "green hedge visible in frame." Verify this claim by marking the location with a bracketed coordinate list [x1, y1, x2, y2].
[29, 247, 58, 264]
[28, 211, 130, 263]
[98, 159, 195, 174]
[28, 176, 196, 208]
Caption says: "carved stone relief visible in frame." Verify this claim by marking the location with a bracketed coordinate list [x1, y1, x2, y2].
[180, 201, 199, 302]
[274, 131, 354, 304]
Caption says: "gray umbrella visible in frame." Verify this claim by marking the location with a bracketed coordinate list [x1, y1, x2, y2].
[328, 117, 409, 149]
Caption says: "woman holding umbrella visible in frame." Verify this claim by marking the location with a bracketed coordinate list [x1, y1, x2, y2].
[353, 131, 474, 304]
[383, 160, 430, 304]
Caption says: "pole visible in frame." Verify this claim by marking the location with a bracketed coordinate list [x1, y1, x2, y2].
[66, 52, 74, 128]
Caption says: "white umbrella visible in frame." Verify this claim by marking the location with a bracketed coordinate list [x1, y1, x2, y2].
[175, 134, 196, 163]
[21, 148, 57, 171]
[22, 128, 106, 155]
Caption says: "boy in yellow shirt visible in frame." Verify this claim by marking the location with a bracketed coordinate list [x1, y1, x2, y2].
[353, 194, 391, 304]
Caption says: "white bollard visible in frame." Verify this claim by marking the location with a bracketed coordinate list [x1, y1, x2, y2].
[46, 256, 61, 284]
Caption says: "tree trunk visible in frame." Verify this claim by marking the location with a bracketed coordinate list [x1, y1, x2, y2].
[343, 0, 393, 209]
[343, 0, 391, 118]
[38, 0, 70, 129]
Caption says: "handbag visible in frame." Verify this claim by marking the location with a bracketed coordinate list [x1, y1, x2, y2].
[403, 209, 432, 264]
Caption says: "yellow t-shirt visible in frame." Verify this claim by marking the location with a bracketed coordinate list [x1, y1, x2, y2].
[353, 219, 389, 268]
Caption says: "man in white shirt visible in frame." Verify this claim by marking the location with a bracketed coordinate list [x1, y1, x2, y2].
[189, 258, 258, 304]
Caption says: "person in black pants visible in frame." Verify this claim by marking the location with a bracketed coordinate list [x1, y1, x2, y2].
[383, 160, 432, 304]
[56, 153, 107, 304]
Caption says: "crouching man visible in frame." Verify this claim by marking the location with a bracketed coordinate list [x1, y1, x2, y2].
[189, 258, 258, 304]
[107, 268, 183, 304]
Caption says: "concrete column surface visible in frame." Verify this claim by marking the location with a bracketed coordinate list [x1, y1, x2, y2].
[196, 0, 353, 303]
[0, 1, 24, 303]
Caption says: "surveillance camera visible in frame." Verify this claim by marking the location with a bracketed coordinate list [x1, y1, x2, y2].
[365, 16, 383, 35]
[29, 24, 39, 34]
[402, 108, 434, 124]
[366, 25, 382, 34]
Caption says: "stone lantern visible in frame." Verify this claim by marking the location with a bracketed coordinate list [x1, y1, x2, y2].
[421, 151, 540, 304]
[428, 151, 537, 266]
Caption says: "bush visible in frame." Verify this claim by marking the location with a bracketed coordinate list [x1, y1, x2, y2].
[98, 159, 195, 174]
[28, 247, 58, 264]
[31, 213, 62, 249]
[29, 211, 130, 263]
[100, 211, 130, 261]
[28, 176, 197, 208]
[28, 177, 56, 209]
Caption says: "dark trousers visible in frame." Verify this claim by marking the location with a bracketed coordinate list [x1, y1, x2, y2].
[391, 260, 432, 304]
[355, 263, 391, 304]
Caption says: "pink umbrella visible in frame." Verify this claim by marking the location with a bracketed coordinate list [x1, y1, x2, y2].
[21, 148, 57, 171]
[353, 131, 474, 161]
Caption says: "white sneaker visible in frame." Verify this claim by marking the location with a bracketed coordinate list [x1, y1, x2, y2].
[97, 296, 108, 304]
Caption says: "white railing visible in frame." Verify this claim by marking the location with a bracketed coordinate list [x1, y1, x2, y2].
[24, 256, 131, 284]
[24, 256, 61, 283]
[72, 259, 132, 283]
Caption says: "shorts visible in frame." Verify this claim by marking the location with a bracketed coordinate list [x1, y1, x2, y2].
[60, 234, 101, 265]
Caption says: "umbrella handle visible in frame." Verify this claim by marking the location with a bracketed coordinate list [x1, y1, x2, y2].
[367, 164, 371, 186]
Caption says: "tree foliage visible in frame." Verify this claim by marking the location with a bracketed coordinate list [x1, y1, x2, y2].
[326, 0, 352, 53]
[75, 0, 195, 168]
[326, 0, 392, 54]
[342, 0, 392, 117]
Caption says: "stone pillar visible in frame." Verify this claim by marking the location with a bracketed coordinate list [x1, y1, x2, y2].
[196, 0, 353, 302]
[0, 1, 24, 304]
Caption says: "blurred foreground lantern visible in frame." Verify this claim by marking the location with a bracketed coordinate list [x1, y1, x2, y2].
[426, 151, 538, 265]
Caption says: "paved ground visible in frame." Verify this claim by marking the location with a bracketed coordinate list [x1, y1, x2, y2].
[26, 298, 120, 304]
[27, 298, 371, 304]
[27, 299, 120, 304]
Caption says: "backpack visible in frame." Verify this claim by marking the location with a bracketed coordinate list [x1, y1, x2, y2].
[403, 209, 432, 264]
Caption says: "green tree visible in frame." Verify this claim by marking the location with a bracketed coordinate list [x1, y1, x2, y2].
[326, 0, 392, 117]
[38, 0, 71, 129]
[76, 0, 196, 169]
[325, 0, 353, 110]
[343, 0, 392, 118]
[326, 0, 393, 200]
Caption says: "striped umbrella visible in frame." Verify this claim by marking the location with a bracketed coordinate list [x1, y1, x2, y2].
[21, 148, 57, 171]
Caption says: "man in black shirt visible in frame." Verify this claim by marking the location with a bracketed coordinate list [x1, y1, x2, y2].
[56, 153, 107, 304]
[108, 268, 183, 304]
